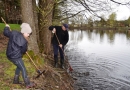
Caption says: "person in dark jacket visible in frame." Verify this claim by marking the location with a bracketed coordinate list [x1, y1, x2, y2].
[3, 23, 35, 88]
[49, 24, 69, 69]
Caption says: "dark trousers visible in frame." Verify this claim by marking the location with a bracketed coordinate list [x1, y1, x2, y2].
[9, 58, 27, 79]
[53, 44, 64, 60]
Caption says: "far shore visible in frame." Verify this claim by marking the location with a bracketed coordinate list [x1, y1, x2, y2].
[69, 26, 129, 30]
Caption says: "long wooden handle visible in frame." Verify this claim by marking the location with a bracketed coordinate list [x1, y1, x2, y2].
[26, 52, 39, 70]
[26, 52, 45, 78]
[1, 17, 11, 31]
[1, 17, 7, 24]
[54, 33, 60, 44]
[54, 33, 73, 71]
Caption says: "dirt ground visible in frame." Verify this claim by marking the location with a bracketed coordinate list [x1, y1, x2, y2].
[0, 33, 74, 90]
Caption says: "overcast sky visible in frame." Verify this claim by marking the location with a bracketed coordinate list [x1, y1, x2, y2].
[67, 0, 130, 21]
[114, 5, 130, 20]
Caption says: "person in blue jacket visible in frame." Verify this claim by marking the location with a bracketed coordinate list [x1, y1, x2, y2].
[3, 23, 35, 88]
[49, 24, 69, 69]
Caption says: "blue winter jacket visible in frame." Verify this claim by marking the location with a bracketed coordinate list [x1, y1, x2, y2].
[3, 27, 28, 59]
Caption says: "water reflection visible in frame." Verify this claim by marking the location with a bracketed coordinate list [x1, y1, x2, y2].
[66, 29, 130, 90]
[69, 29, 83, 42]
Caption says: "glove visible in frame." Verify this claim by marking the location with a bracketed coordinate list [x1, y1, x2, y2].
[6, 24, 10, 27]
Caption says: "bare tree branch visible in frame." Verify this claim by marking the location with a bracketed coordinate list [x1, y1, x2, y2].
[54, 0, 130, 23]
[60, 10, 86, 21]
[110, 0, 130, 5]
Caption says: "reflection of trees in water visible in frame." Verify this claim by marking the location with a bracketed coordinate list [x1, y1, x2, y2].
[97, 30, 104, 43]
[86, 30, 115, 44]
[86, 30, 93, 41]
[126, 30, 130, 40]
[70, 29, 130, 45]
[69, 29, 83, 42]
[126, 31, 130, 45]
[96, 30, 129, 44]
[106, 30, 115, 44]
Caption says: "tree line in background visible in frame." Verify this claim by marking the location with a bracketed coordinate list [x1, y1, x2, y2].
[1, 0, 130, 28]
[69, 12, 130, 29]
[0, 0, 130, 55]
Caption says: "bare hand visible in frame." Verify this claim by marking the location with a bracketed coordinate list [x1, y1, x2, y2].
[52, 28, 56, 33]
[59, 44, 62, 48]
[6, 24, 10, 27]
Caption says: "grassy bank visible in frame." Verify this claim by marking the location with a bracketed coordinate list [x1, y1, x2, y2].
[0, 23, 20, 32]
[0, 23, 74, 89]
[0, 43, 73, 89]
[0, 23, 34, 89]
[0, 50, 36, 89]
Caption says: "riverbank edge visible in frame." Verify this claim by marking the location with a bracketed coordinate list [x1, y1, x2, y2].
[0, 33, 74, 90]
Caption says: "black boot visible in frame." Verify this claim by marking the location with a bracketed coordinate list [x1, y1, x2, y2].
[13, 75, 21, 84]
[54, 58, 58, 68]
[24, 77, 35, 88]
[60, 59, 65, 69]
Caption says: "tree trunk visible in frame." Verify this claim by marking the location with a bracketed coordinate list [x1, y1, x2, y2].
[20, 0, 39, 54]
[32, 0, 40, 49]
[38, 0, 54, 55]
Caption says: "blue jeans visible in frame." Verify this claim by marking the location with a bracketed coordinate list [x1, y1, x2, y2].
[53, 44, 64, 60]
[9, 58, 27, 79]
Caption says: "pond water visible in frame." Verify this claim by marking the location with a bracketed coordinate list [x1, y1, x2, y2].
[65, 29, 130, 90]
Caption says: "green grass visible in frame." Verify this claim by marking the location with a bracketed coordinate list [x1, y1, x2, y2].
[0, 23, 45, 89]
[0, 23, 20, 33]
[0, 50, 37, 89]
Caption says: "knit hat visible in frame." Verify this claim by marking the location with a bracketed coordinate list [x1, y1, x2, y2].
[20, 23, 32, 34]
[63, 24, 69, 30]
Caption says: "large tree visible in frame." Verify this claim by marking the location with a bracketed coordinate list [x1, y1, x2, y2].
[38, 0, 54, 55]
[20, 0, 39, 54]
[107, 12, 117, 27]
[2, 0, 130, 55]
